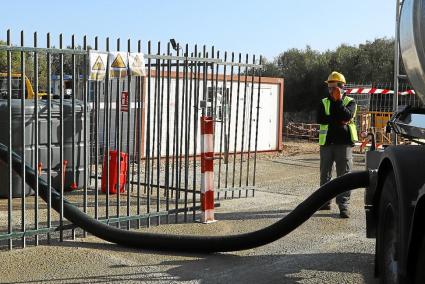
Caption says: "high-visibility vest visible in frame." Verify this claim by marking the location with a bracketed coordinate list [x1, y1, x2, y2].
[319, 96, 358, 146]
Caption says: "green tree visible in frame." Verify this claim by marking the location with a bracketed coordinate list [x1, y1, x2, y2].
[0, 40, 25, 73]
[0, 41, 90, 92]
[0, 40, 50, 91]
[263, 37, 396, 117]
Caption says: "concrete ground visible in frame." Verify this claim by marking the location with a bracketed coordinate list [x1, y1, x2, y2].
[1, 142, 376, 283]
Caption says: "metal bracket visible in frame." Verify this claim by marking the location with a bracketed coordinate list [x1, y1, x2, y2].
[0, 45, 87, 55]
[217, 61, 263, 69]
[203, 156, 223, 161]
[144, 54, 222, 63]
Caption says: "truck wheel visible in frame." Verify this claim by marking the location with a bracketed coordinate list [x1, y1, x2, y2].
[414, 234, 425, 284]
[377, 171, 401, 284]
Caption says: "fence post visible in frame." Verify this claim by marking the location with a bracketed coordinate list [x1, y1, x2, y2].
[200, 116, 215, 223]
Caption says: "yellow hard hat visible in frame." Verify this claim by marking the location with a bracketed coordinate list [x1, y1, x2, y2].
[325, 71, 346, 84]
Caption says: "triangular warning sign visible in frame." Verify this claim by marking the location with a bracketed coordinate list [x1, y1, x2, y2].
[132, 55, 143, 68]
[111, 53, 126, 68]
[92, 56, 105, 71]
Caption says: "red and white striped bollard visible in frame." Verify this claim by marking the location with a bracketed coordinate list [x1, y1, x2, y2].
[200, 115, 215, 223]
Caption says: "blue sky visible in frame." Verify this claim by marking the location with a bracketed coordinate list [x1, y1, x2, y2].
[0, 0, 396, 61]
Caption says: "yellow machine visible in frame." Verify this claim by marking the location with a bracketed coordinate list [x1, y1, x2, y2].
[0, 72, 47, 99]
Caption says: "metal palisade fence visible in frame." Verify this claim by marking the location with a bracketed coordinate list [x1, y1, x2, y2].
[0, 30, 264, 249]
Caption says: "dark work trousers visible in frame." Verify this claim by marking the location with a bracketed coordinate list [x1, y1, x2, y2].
[320, 144, 353, 210]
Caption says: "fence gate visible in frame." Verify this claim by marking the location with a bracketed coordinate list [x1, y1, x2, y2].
[0, 30, 264, 249]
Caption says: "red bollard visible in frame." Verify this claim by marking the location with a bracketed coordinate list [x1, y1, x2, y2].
[101, 150, 128, 194]
[38, 162, 43, 177]
[200, 116, 216, 223]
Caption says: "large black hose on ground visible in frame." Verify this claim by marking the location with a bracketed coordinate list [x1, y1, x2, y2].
[0, 143, 370, 253]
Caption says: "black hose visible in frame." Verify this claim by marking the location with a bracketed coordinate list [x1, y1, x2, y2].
[0, 143, 370, 253]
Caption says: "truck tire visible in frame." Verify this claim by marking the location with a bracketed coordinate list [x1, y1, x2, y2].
[414, 234, 425, 284]
[376, 171, 402, 284]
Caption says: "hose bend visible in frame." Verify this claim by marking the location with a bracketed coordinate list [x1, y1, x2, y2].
[0, 143, 370, 253]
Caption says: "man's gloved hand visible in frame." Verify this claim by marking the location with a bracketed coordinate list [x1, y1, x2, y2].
[330, 87, 343, 101]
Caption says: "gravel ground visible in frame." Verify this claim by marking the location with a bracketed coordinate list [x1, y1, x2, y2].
[0, 141, 375, 284]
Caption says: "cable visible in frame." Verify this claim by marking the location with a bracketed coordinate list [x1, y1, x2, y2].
[0, 142, 370, 253]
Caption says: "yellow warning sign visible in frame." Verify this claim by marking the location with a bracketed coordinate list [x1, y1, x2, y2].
[89, 51, 108, 81]
[132, 55, 143, 68]
[128, 52, 146, 77]
[111, 53, 127, 69]
[92, 56, 105, 71]
[108, 52, 128, 78]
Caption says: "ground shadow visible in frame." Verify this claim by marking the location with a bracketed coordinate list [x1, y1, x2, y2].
[0, 208, 341, 250]
[163, 252, 376, 284]
[215, 209, 341, 220]
[4, 251, 376, 283]
[271, 160, 319, 169]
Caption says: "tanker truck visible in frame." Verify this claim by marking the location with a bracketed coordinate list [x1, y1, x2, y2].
[1, 1, 425, 282]
[364, 0, 425, 282]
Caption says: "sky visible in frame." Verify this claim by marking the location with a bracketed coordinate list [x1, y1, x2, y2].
[0, 0, 396, 61]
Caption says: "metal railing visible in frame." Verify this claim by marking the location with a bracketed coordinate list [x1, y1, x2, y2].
[0, 30, 264, 250]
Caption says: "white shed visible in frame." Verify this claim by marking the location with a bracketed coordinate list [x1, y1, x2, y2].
[140, 72, 284, 157]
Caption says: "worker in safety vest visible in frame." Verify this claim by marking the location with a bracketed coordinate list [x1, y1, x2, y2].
[316, 71, 358, 218]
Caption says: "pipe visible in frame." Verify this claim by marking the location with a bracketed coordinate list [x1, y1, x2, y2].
[0, 142, 370, 253]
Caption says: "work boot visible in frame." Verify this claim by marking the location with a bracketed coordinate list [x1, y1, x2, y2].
[319, 203, 331, 210]
[339, 209, 350, 218]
